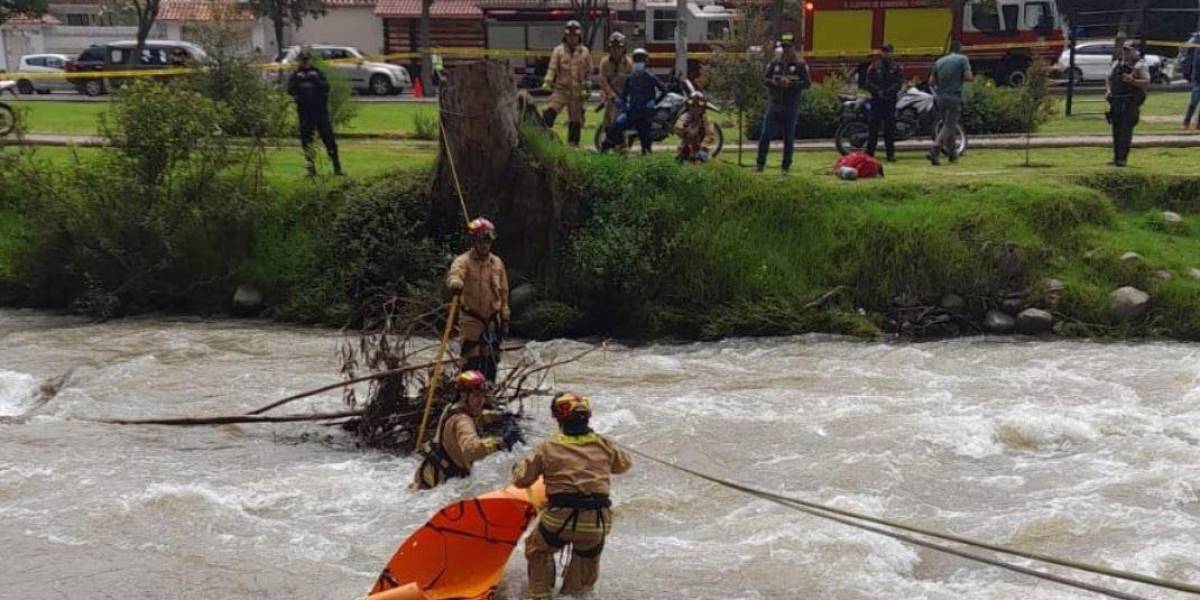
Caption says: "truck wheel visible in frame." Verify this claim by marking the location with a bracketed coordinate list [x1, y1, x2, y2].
[711, 122, 725, 158]
[834, 121, 869, 156]
[83, 79, 105, 97]
[370, 74, 394, 96]
[1066, 67, 1084, 86]
[17, 79, 34, 95]
[0, 104, 15, 137]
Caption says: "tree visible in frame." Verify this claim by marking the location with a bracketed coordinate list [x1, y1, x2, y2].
[568, 0, 603, 49]
[104, 0, 164, 63]
[673, 0, 687, 77]
[0, 0, 47, 25]
[247, 0, 327, 60]
[704, 9, 769, 166]
[419, 0, 432, 96]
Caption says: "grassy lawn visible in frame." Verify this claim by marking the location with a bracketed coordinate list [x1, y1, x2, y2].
[13, 91, 1200, 141]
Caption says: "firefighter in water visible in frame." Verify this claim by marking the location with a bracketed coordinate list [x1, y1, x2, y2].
[513, 393, 633, 599]
[542, 20, 593, 146]
[598, 32, 633, 132]
[413, 370, 524, 490]
[446, 218, 510, 383]
[674, 91, 717, 163]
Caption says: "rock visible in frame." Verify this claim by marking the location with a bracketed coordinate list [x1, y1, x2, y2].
[232, 284, 264, 317]
[984, 310, 1016, 334]
[1001, 297, 1024, 315]
[1120, 251, 1143, 263]
[509, 282, 537, 315]
[1016, 308, 1054, 334]
[940, 293, 964, 312]
[1189, 268, 1200, 281]
[1044, 278, 1065, 293]
[1109, 286, 1150, 321]
[1162, 211, 1183, 224]
[1154, 270, 1173, 281]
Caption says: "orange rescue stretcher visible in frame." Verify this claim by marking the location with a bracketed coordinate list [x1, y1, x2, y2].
[364, 479, 548, 600]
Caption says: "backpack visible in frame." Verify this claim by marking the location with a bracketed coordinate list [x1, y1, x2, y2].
[834, 152, 884, 179]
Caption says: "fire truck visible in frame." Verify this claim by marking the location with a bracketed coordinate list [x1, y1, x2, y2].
[802, 0, 1065, 85]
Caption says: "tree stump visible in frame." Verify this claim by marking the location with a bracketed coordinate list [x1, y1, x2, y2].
[433, 60, 573, 278]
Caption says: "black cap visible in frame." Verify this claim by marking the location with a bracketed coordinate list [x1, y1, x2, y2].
[880, 43, 894, 52]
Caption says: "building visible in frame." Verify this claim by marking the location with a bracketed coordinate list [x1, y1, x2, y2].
[374, 0, 483, 76]
[290, 0, 386, 57]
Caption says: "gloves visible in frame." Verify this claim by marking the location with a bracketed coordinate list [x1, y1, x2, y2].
[448, 280, 464, 294]
[541, 81, 552, 92]
[500, 420, 525, 451]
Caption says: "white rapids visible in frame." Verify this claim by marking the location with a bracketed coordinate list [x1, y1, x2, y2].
[1, 309, 1198, 599]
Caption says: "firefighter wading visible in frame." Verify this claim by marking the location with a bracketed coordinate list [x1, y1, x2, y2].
[446, 218, 510, 382]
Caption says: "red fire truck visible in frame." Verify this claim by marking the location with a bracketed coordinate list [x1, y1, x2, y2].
[802, 0, 1065, 85]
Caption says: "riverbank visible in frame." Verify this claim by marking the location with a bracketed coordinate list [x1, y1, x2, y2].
[1, 134, 1198, 341]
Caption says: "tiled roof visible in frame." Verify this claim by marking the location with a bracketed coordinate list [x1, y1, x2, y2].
[4, 13, 61, 25]
[157, 1, 253, 22]
[324, 0, 376, 6]
[374, 0, 481, 18]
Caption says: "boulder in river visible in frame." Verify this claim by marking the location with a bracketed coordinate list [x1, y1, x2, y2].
[940, 293, 964, 313]
[1162, 211, 1182, 224]
[1044, 278, 1065, 293]
[1001, 297, 1024, 316]
[1016, 308, 1053, 334]
[1153, 270, 1173, 281]
[985, 310, 1016, 334]
[1109, 287, 1150, 322]
[1120, 252, 1143, 263]
[232, 285, 264, 317]
[509, 282, 537, 315]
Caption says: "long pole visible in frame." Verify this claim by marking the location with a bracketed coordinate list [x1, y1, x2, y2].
[414, 296, 460, 448]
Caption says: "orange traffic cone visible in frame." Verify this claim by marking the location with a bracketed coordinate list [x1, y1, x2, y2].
[412, 77, 424, 98]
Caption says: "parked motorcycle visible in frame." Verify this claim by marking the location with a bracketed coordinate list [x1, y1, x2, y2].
[0, 80, 17, 137]
[594, 78, 724, 157]
[834, 85, 967, 157]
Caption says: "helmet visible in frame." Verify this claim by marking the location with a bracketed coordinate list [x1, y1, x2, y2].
[608, 31, 626, 47]
[454, 370, 488, 391]
[565, 20, 582, 33]
[551, 392, 592, 422]
[467, 217, 496, 240]
[687, 91, 706, 108]
[632, 48, 649, 63]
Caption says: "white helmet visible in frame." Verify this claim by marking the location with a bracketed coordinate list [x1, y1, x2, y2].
[632, 48, 649, 62]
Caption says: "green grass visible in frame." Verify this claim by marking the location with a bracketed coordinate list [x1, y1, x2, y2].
[1039, 89, 1198, 135]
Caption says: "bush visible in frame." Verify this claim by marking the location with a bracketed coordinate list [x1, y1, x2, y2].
[312, 54, 358, 128]
[412, 111, 439, 141]
[745, 75, 846, 140]
[184, 22, 292, 139]
[962, 69, 1056, 135]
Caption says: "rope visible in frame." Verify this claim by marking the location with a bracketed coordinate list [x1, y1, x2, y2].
[613, 443, 1199, 598]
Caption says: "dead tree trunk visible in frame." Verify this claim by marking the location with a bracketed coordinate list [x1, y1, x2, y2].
[432, 60, 575, 277]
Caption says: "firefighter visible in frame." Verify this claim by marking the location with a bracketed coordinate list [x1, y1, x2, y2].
[513, 393, 633, 600]
[446, 218, 510, 383]
[864, 42, 904, 162]
[601, 48, 666, 155]
[598, 32, 633, 131]
[1106, 41, 1149, 167]
[674, 91, 717, 163]
[287, 49, 343, 176]
[412, 370, 523, 490]
[542, 20, 592, 147]
[755, 32, 810, 174]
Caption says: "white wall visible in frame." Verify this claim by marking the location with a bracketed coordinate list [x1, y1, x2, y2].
[291, 7, 384, 57]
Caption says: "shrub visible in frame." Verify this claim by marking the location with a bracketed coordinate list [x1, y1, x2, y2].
[962, 70, 1055, 135]
[312, 53, 358, 128]
[184, 22, 292, 139]
[412, 110, 439, 141]
[745, 75, 846, 140]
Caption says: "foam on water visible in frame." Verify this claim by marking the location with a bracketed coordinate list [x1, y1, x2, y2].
[0, 369, 38, 417]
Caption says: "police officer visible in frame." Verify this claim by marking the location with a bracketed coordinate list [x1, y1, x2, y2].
[287, 49, 343, 176]
[601, 48, 666, 155]
[1106, 41, 1149, 167]
[542, 20, 592, 147]
[756, 32, 810, 174]
[864, 42, 904, 162]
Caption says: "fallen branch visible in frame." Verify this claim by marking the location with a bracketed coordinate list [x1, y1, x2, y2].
[82, 410, 364, 427]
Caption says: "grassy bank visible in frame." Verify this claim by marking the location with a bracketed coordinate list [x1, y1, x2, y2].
[2, 130, 1199, 341]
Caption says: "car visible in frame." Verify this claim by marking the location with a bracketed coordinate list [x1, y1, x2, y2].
[1055, 40, 1170, 85]
[65, 40, 209, 97]
[16, 53, 73, 95]
[277, 45, 410, 96]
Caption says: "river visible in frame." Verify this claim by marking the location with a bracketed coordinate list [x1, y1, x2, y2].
[1, 309, 1198, 599]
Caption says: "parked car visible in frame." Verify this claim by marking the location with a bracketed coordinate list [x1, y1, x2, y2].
[1055, 40, 1170, 85]
[276, 45, 410, 96]
[65, 40, 209, 96]
[16, 53, 73, 95]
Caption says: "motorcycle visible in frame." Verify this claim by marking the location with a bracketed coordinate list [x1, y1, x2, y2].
[0, 80, 17, 137]
[594, 78, 724, 157]
[833, 85, 967, 157]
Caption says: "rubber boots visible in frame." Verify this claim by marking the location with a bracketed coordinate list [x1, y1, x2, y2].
[567, 122, 582, 147]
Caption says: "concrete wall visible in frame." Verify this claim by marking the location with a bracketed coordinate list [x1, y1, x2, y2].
[291, 7, 385, 57]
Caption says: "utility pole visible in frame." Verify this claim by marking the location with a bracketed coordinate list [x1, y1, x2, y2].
[673, 0, 688, 78]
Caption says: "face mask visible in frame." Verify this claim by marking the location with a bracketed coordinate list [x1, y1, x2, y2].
[633, 62, 646, 73]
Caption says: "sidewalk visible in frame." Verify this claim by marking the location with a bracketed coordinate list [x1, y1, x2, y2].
[13, 132, 1200, 151]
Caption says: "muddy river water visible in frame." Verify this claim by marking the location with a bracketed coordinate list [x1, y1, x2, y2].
[2, 309, 1198, 599]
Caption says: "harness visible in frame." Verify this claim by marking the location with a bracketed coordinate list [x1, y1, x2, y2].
[415, 405, 470, 489]
[459, 305, 503, 360]
[535, 433, 614, 559]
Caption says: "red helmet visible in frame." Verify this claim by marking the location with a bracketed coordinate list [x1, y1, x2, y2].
[551, 392, 592, 422]
[467, 218, 496, 240]
[454, 370, 488, 391]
